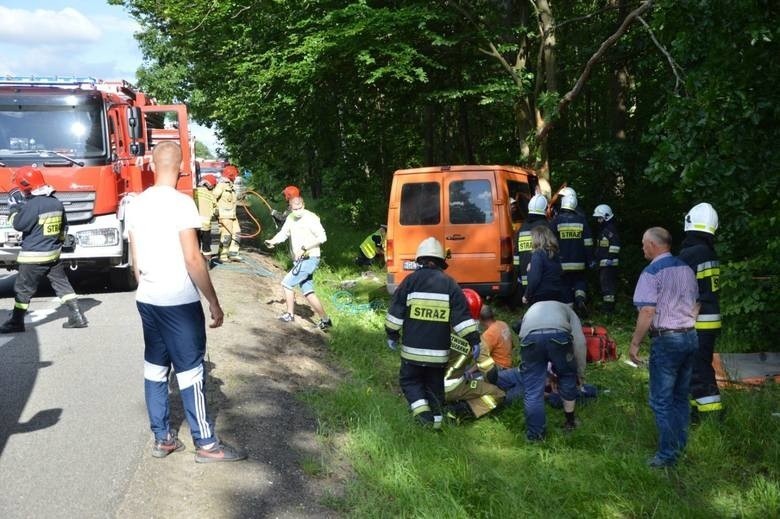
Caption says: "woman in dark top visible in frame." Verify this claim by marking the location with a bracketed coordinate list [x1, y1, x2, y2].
[523, 225, 564, 305]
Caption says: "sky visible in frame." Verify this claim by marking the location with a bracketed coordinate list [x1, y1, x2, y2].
[0, 0, 221, 153]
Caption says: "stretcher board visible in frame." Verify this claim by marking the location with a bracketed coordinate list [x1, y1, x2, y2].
[713, 352, 780, 388]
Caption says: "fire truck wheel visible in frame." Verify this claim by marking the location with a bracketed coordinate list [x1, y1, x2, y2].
[109, 266, 138, 292]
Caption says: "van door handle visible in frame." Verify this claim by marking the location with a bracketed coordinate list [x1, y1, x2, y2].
[446, 234, 465, 241]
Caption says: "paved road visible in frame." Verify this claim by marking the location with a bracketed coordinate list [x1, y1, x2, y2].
[0, 272, 147, 518]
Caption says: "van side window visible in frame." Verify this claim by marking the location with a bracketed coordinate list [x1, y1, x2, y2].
[449, 180, 493, 224]
[401, 182, 440, 225]
[507, 180, 532, 222]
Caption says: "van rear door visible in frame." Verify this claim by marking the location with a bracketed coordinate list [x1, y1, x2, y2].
[391, 173, 445, 273]
[444, 170, 500, 284]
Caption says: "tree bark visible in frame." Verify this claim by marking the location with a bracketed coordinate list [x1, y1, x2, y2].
[609, 0, 630, 140]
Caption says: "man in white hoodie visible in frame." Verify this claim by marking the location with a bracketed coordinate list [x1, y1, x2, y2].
[265, 196, 332, 330]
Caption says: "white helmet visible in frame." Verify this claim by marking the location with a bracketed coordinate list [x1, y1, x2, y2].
[684, 203, 718, 235]
[593, 204, 614, 221]
[559, 187, 577, 211]
[415, 237, 446, 261]
[528, 194, 548, 216]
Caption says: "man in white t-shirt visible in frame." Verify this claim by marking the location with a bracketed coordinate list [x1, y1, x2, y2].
[127, 141, 245, 463]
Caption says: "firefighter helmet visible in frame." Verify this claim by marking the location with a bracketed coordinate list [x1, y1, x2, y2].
[222, 165, 239, 181]
[684, 203, 718, 235]
[528, 194, 548, 216]
[282, 185, 300, 201]
[559, 187, 577, 211]
[462, 288, 483, 320]
[200, 174, 218, 189]
[593, 204, 614, 221]
[415, 237, 445, 261]
[13, 166, 46, 192]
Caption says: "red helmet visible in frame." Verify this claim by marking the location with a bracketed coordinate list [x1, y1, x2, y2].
[13, 166, 46, 192]
[462, 288, 483, 320]
[282, 185, 300, 201]
[201, 174, 218, 188]
[222, 165, 239, 181]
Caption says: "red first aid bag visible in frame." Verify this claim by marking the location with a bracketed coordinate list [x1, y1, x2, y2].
[582, 325, 618, 363]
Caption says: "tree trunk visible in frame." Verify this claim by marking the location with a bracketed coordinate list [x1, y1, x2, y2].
[424, 104, 435, 165]
[459, 101, 475, 163]
[609, 0, 630, 140]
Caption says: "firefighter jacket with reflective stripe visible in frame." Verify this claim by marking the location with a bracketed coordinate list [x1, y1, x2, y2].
[594, 220, 620, 267]
[385, 266, 480, 366]
[551, 210, 593, 271]
[513, 216, 550, 285]
[359, 227, 386, 259]
[679, 232, 721, 331]
[194, 186, 217, 231]
[10, 193, 65, 264]
[213, 180, 237, 219]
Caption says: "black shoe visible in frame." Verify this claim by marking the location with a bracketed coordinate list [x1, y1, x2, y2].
[62, 300, 88, 329]
[647, 456, 675, 468]
[562, 419, 580, 433]
[316, 318, 332, 330]
[0, 308, 26, 334]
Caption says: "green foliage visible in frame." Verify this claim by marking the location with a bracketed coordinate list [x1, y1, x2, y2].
[194, 140, 213, 159]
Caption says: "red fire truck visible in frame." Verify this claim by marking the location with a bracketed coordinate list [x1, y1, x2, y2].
[0, 76, 196, 290]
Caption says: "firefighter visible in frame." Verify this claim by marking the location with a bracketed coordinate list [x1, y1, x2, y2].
[0, 166, 87, 333]
[213, 165, 241, 262]
[271, 185, 301, 225]
[355, 224, 387, 266]
[385, 237, 481, 429]
[550, 187, 593, 316]
[444, 298, 510, 421]
[679, 203, 723, 420]
[592, 204, 620, 314]
[512, 194, 550, 306]
[194, 174, 218, 259]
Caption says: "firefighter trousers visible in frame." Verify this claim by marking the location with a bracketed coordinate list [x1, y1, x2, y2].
[690, 331, 722, 412]
[218, 218, 241, 259]
[399, 360, 445, 427]
[445, 379, 505, 418]
[561, 270, 587, 304]
[14, 261, 77, 309]
[599, 267, 618, 306]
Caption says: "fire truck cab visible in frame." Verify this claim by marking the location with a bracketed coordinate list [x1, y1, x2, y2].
[0, 76, 195, 290]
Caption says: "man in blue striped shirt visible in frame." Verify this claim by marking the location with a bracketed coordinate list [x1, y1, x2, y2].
[630, 227, 699, 468]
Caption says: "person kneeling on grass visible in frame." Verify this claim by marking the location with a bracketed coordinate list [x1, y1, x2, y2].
[385, 237, 481, 429]
[264, 196, 332, 330]
[444, 298, 508, 422]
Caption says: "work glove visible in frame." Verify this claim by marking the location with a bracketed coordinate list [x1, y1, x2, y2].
[8, 188, 27, 207]
[386, 338, 397, 351]
[471, 343, 480, 361]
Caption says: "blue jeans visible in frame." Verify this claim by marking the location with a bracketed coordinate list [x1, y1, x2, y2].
[648, 330, 698, 463]
[496, 367, 524, 405]
[520, 330, 577, 440]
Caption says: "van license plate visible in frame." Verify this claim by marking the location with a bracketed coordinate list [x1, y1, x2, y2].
[403, 261, 419, 271]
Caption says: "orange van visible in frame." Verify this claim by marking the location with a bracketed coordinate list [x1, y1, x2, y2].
[385, 165, 539, 297]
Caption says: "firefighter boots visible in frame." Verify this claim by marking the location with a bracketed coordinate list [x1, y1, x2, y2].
[62, 300, 88, 329]
[0, 308, 26, 334]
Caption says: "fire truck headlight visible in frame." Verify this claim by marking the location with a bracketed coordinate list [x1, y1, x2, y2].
[75, 229, 119, 247]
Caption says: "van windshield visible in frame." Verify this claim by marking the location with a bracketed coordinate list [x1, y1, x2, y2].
[401, 182, 440, 225]
[449, 180, 493, 224]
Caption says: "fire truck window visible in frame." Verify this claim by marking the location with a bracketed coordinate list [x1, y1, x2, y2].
[449, 180, 493, 224]
[507, 180, 532, 222]
[401, 182, 440, 225]
[0, 103, 106, 158]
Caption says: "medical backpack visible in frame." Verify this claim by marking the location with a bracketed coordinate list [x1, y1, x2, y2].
[582, 325, 618, 362]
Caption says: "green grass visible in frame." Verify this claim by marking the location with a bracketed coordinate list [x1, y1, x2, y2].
[285, 206, 780, 518]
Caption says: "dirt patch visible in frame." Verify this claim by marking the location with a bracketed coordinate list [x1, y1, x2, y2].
[116, 251, 346, 519]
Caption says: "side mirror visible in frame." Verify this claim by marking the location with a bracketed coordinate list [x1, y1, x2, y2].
[126, 107, 144, 139]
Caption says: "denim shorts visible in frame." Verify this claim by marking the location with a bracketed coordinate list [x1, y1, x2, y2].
[282, 256, 320, 295]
